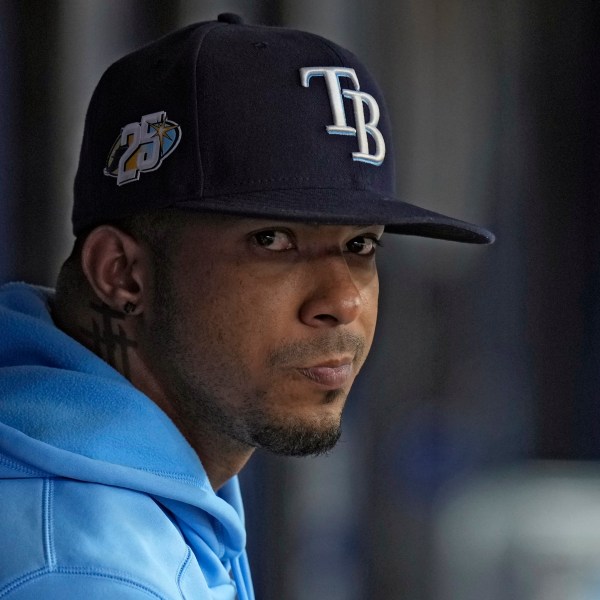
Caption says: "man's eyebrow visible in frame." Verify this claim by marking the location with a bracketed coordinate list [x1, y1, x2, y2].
[347, 224, 385, 232]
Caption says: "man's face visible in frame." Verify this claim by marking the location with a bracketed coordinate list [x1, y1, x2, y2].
[141, 215, 383, 456]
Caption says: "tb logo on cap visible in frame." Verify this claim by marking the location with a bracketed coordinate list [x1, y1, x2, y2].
[300, 67, 385, 166]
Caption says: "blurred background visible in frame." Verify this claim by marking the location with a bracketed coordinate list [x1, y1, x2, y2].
[1, 1, 599, 598]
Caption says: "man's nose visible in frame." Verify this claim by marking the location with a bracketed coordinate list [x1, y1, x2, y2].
[298, 257, 364, 328]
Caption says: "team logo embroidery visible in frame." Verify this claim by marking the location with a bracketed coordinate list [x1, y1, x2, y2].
[104, 111, 181, 185]
[300, 67, 385, 166]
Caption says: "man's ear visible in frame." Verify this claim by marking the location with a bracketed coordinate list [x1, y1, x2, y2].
[81, 226, 146, 315]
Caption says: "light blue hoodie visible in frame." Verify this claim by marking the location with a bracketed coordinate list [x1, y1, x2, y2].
[0, 282, 254, 599]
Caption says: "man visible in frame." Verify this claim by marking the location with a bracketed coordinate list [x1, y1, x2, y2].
[0, 13, 493, 599]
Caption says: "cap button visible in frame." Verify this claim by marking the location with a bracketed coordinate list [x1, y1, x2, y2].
[218, 13, 244, 24]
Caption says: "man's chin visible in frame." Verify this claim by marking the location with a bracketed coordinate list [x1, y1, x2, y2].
[250, 419, 342, 456]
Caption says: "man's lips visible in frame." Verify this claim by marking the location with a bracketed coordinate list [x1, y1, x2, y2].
[297, 361, 354, 389]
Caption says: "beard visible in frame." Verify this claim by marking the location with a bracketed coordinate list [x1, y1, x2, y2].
[144, 253, 359, 457]
[192, 388, 344, 456]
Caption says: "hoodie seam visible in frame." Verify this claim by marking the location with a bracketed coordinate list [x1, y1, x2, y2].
[139, 468, 210, 488]
[0, 567, 165, 598]
[0, 568, 47, 598]
[175, 547, 192, 599]
[42, 478, 56, 570]
[0, 455, 45, 476]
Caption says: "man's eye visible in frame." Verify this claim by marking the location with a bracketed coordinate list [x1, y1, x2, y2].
[346, 236, 381, 256]
[252, 230, 295, 251]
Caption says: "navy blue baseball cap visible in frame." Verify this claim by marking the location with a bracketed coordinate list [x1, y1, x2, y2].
[73, 13, 494, 244]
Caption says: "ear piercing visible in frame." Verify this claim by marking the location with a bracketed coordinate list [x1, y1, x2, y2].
[123, 302, 137, 315]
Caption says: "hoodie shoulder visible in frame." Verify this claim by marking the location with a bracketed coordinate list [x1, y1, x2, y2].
[0, 477, 207, 599]
[0, 282, 251, 599]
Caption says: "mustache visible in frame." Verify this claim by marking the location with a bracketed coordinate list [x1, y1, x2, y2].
[268, 332, 366, 367]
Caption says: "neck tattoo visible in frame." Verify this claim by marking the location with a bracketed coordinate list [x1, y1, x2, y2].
[80, 302, 138, 378]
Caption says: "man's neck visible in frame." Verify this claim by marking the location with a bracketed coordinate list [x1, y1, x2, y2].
[52, 295, 254, 491]
[133, 373, 256, 491]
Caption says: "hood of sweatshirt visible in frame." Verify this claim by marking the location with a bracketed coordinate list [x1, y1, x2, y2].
[0, 282, 252, 598]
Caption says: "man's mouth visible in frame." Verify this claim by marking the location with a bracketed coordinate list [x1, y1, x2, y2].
[297, 361, 353, 389]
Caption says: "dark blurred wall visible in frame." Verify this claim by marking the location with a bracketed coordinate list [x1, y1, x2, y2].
[523, 1, 600, 461]
[1, 2, 598, 599]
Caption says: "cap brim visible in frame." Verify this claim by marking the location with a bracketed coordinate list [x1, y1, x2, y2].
[175, 188, 495, 244]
